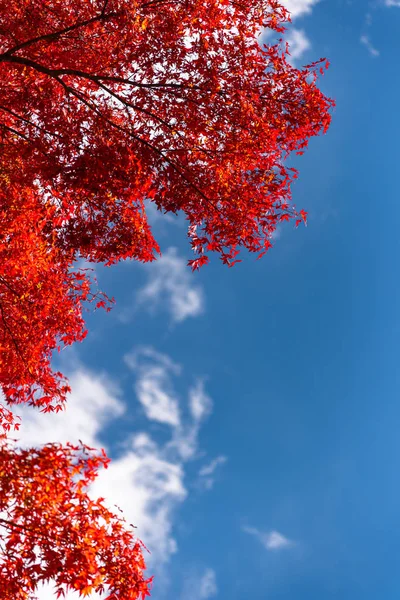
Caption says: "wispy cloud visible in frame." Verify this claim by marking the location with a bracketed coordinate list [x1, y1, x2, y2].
[199, 456, 227, 477]
[198, 455, 227, 490]
[242, 526, 294, 550]
[385, 0, 400, 6]
[125, 348, 213, 461]
[285, 28, 311, 64]
[174, 379, 213, 461]
[181, 568, 218, 600]
[189, 379, 213, 422]
[136, 247, 204, 323]
[126, 346, 182, 427]
[198, 569, 218, 599]
[360, 34, 380, 57]
[14, 347, 220, 598]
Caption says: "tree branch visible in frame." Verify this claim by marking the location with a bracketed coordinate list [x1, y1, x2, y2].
[0, 54, 204, 92]
[0, 105, 63, 140]
[60, 82, 217, 209]
[1, 10, 121, 57]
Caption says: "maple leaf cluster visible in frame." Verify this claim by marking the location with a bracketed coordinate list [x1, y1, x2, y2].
[0, 441, 152, 599]
[0, 0, 334, 597]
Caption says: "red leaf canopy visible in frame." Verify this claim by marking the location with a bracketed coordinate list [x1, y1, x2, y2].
[0, 0, 333, 425]
[0, 441, 152, 599]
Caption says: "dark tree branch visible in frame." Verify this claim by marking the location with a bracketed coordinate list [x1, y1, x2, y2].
[1, 10, 121, 57]
[0, 54, 204, 92]
[0, 105, 63, 140]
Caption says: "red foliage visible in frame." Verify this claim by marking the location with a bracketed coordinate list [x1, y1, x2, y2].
[0, 0, 333, 422]
[0, 441, 152, 600]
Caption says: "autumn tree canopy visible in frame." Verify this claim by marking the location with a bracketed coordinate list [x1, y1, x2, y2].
[0, 1, 334, 597]
[0, 0, 333, 423]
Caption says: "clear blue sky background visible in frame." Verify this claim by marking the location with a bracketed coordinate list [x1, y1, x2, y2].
[23, 1, 400, 599]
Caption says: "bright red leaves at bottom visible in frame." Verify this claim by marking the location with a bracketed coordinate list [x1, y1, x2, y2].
[0, 441, 151, 600]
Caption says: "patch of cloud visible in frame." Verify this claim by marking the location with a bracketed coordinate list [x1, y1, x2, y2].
[198, 569, 218, 599]
[181, 568, 218, 600]
[14, 348, 221, 598]
[285, 28, 311, 64]
[172, 380, 213, 462]
[144, 199, 183, 227]
[136, 247, 204, 323]
[360, 34, 380, 57]
[90, 432, 187, 565]
[198, 455, 227, 490]
[125, 347, 213, 461]
[385, 0, 400, 6]
[189, 379, 213, 422]
[280, 0, 319, 19]
[127, 347, 182, 427]
[242, 526, 294, 550]
[125, 345, 181, 375]
[199, 455, 227, 477]
[14, 369, 124, 448]
[31, 583, 85, 600]
[270, 226, 281, 242]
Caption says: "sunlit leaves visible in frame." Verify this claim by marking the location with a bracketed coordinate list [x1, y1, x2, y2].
[0, 441, 151, 599]
[0, 0, 333, 421]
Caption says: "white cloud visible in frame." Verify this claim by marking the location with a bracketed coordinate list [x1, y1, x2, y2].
[285, 28, 311, 63]
[199, 456, 228, 477]
[125, 345, 182, 376]
[280, 0, 319, 19]
[90, 433, 186, 564]
[198, 569, 218, 599]
[173, 379, 213, 461]
[136, 247, 204, 323]
[14, 369, 124, 448]
[242, 526, 294, 550]
[144, 199, 183, 227]
[360, 34, 380, 57]
[385, 0, 400, 6]
[199, 455, 227, 477]
[198, 455, 227, 490]
[134, 355, 181, 427]
[263, 0, 317, 65]
[181, 568, 218, 600]
[259, 1, 314, 63]
[126, 347, 214, 461]
[13, 348, 220, 598]
[125, 346, 181, 427]
[135, 371, 180, 426]
[32, 583, 84, 600]
[189, 380, 213, 422]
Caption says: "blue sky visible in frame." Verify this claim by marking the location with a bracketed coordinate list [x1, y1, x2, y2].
[16, 1, 400, 599]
